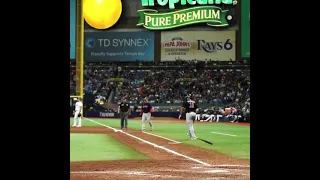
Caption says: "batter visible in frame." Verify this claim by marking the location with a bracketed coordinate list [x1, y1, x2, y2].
[140, 98, 153, 132]
[179, 95, 198, 140]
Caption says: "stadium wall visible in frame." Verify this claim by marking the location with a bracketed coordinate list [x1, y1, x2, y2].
[70, 109, 238, 122]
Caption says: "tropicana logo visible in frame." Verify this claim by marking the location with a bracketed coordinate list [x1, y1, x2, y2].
[137, 0, 237, 30]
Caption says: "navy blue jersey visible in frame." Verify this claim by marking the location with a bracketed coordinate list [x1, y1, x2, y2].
[119, 102, 130, 112]
[182, 100, 198, 113]
[141, 103, 152, 113]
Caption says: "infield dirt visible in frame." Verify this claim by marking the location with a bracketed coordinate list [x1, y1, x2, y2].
[70, 118, 250, 180]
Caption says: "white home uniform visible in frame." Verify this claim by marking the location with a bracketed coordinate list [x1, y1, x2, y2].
[195, 113, 201, 121]
[217, 108, 225, 122]
[204, 113, 215, 122]
[72, 101, 83, 127]
[195, 108, 202, 121]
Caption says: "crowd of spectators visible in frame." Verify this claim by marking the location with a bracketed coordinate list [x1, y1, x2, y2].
[70, 60, 250, 112]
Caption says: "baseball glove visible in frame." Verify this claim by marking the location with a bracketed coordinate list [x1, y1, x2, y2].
[78, 113, 82, 117]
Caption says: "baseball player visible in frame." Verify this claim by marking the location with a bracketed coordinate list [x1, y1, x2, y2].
[230, 106, 240, 123]
[195, 113, 201, 121]
[118, 97, 130, 130]
[195, 108, 202, 121]
[179, 95, 198, 140]
[203, 110, 215, 122]
[72, 98, 83, 127]
[140, 98, 153, 132]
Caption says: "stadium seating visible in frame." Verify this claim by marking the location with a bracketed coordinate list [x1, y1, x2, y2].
[70, 61, 250, 116]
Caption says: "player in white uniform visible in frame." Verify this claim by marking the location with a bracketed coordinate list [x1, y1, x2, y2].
[72, 98, 83, 127]
[203, 112, 215, 122]
[195, 113, 201, 121]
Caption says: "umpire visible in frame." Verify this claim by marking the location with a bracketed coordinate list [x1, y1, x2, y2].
[118, 97, 130, 130]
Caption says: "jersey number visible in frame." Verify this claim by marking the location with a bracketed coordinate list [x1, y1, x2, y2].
[189, 102, 194, 108]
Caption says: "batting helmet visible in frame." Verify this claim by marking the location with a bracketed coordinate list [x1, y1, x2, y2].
[186, 94, 194, 100]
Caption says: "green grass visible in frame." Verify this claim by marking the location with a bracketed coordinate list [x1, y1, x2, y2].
[70, 118, 250, 159]
[70, 133, 149, 162]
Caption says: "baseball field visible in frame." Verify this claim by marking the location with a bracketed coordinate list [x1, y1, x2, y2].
[70, 117, 250, 180]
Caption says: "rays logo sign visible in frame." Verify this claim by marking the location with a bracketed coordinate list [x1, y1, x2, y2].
[137, 0, 237, 30]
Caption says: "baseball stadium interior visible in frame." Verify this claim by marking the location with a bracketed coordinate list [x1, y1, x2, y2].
[70, 0, 250, 179]
[70, 60, 250, 123]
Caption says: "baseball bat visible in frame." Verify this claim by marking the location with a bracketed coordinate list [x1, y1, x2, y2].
[197, 138, 214, 145]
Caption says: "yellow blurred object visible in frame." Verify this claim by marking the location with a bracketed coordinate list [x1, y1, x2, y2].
[83, 0, 122, 29]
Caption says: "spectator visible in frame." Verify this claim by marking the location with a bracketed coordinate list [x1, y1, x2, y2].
[70, 60, 250, 113]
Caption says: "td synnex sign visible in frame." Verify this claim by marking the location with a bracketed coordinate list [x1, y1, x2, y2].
[85, 32, 154, 62]
[90, 38, 150, 57]
[96, 38, 150, 47]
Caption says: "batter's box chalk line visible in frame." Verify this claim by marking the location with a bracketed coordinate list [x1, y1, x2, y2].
[84, 118, 212, 167]
[70, 171, 182, 178]
[168, 142, 180, 144]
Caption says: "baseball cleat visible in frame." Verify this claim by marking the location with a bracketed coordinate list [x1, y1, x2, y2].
[76, 126, 81, 128]
[191, 135, 198, 140]
[72, 125, 76, 127]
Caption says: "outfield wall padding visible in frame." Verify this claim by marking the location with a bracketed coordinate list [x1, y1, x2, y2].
[70, 109, 248, 122]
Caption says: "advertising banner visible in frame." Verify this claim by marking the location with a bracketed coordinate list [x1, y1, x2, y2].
[161, 31, 235, 61]
[84, 31, 154, 62]
[137, 1, 238, 30]
[70, 0, 76, 59]
[241, 0, 250, 58]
